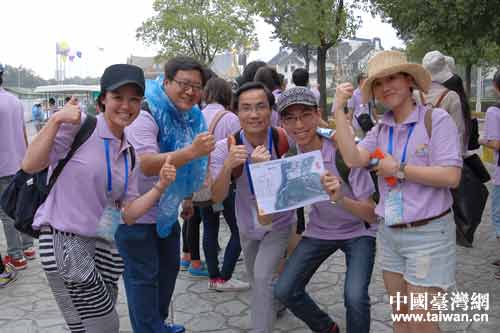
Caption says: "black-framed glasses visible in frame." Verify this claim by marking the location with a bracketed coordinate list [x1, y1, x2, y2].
[172, 79, 203, 93]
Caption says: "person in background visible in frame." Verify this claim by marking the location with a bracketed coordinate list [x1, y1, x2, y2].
[0, 252, 17, 288]
[254, 66, 283, 127]
[334, 50, 462, 333]
[479, 68, 500, 279]
[199, 77, 249, 291]
[0, 62, 35, 272]
[347, 73, 377, 138]
[32, 102, 44, 131]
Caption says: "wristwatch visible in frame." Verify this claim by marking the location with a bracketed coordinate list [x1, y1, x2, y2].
[396, 162, 407, 180]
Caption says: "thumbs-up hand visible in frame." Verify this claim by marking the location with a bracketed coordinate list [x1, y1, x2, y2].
[158, 155, 176, 189]
[55, 96, 81, 125]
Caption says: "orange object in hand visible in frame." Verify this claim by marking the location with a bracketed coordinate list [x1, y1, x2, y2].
[370, 148, 397, 187]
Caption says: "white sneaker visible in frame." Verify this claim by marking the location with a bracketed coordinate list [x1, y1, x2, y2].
[215, 278, 250, 292]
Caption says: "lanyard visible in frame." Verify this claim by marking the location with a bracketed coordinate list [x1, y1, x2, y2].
[388, 123, 416, 164]
[104, 139, 129, 199]
[243, 128, 273, 196]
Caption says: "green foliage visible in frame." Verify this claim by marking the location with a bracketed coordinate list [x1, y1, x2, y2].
[371, 0, 500, 92]
[137, 0, 257, 65]
[249, 0, 363, 118]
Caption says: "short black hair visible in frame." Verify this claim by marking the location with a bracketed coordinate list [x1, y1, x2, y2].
[234, 81, 275, 110]
[254, 66, 281, 92]
[240, 61, 267, 85]
[64, 96, 71, 103]
[49, 97, 56, 105]
[494, 69, 500, 90]
[164, 56, 207, 86]
[204, 77, 232, 109]
[0, 73, 3, 86]
[292, 68, 309, 86]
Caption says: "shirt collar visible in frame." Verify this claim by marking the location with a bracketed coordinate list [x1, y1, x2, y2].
[379, 103, 423, 127]
[96, 113, 132, 153]
[202, 103, 224, 113]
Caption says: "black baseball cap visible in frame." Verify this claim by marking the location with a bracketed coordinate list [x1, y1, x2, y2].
[100, 64, 145, 96]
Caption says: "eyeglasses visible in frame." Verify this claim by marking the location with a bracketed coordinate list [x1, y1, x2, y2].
[282, 112, 316, 126]
[238, 103, 270, 114]
[172, 79, 203, 93]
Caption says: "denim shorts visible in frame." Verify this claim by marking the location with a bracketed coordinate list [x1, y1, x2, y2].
[378, 215, 456, 289]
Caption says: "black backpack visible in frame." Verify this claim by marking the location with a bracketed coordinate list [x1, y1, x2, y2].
[0, 115, 139, 238]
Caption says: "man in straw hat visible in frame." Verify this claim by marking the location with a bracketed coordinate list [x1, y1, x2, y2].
[333, 50, 463, 333]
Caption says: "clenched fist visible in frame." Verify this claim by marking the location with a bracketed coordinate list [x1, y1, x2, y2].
[321, 172, 344, 203]
[334, 83, 354, 114]
[224, 144, 248, 170]
[251, 145, 271, 164]
[191, 132, 215, 158]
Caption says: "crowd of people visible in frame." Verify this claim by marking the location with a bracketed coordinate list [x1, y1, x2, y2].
[0, 48, 499, 333]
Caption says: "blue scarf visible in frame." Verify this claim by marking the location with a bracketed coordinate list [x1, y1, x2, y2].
[145, 76, 208, 237]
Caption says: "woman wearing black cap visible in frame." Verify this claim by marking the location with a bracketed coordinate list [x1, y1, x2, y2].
[22, 64, 177, 332]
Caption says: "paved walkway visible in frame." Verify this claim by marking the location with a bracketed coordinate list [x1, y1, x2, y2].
[0, 122, 498, 332]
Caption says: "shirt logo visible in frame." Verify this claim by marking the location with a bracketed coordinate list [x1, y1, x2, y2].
[415, 144, 429, 157]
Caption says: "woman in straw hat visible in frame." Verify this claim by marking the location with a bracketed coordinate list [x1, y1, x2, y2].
[333, 50, 462, 333]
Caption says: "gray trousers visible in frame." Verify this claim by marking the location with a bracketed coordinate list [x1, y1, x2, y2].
[0, 175, 34, 259]
[240, 225, 291, 333]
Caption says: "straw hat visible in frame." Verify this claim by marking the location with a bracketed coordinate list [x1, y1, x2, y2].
[361, 50, 431, 102]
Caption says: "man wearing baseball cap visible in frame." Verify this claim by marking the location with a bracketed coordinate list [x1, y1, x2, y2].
[274, 87, 378, 333]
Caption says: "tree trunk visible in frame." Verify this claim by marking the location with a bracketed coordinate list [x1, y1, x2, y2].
[317, 46, 328, 120]
[304, 47, 310, 72]
[465, 62, 472, 97]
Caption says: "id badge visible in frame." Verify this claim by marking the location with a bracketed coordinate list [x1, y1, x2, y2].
[96, 203, 123, 242]
[384, 187, 404, 226]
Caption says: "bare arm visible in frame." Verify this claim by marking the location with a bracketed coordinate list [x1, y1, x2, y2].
[404, 165, 462, 189]
[22, 102, 81, 173]
[122, 156, 176, 224]
[480, 138, 500, 150]
[334, 83, 371, 168]
[140, 132, 215, 176]
[211, 163, 234, 203]
[338, 197, 377, 224]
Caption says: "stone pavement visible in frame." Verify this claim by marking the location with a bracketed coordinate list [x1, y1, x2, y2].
[0, 122, 498, 332]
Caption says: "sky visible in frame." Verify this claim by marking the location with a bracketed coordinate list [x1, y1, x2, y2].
[0, 0, 404, 80]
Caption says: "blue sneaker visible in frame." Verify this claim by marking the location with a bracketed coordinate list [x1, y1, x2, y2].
[187, 262, 209, 277]
[180, 259, 190, 271]
[165, 323, 185, 333]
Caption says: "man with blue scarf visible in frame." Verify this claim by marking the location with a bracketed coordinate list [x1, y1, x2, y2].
[117, 56, 215, 333]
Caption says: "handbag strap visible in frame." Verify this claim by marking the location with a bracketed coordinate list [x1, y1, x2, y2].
[205, 110, 229, 167]
[48, 114, 97, 190]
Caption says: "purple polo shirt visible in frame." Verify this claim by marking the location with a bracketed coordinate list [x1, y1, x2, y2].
[0, 88, 27, 177]
[304, 139, 376, 240]
[125, 110, 160, 224]
[272, 89, 282, 127]
[210, 132, 296, 240]
[347, 88, 370, 131]
[202, 103, 240, 140]
[485, 106, 500, 185]
[359, 104, 462, 223]
[34, 113, 140, 236]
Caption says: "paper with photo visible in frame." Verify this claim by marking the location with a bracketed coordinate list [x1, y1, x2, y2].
[249, 150, 330, 215]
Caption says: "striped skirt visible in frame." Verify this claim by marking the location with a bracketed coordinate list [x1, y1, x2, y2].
[39, 226, 124, 333]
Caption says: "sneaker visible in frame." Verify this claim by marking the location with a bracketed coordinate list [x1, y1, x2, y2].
[329, 322, 340, 333]
[491, 259, 500, 267]
[165, 323, 185, 333]
[495, 270, 500, 280]
[23, 247, 36, 260]
[180, 259, 190, 271]
[0, 264, 18, 288]
[188, 262, 209, 277]
[208, 278, 222, 290]
[215, 278, 250, 292]
[3, 256, 27, 270]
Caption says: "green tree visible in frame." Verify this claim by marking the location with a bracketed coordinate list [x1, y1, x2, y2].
[137, 0, 258, 66]
[371, 0, 500, 95]
[250, 0, 362, 119]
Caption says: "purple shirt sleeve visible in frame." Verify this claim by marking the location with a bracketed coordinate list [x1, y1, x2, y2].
[429, 109, 462, 167]
[348, 167, 375, 201]
[359, 123, 380, 153]
[210, 139, 229, 181]
[213, 112, 240, 141]
[485, 107, 500, 140]
[126, 111, 160, 155]
[48, 116, 85, 165]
